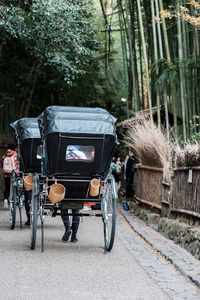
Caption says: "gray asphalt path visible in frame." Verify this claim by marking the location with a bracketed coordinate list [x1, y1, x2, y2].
[0, 207, 169, 300]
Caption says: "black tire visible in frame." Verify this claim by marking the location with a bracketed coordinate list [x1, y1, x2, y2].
[40, 193, 45, 252]
[19, 191, 24, 230]
[19, 205, 23, 230]
[41, 220, 44, 252]
[103, 176, 116, 252]
[10, 185, 17, 230]
[30, 176, 39, 250]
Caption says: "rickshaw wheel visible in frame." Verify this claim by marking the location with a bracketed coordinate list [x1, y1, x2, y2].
[19, 192, 24, 230]
[9, 182, 17, 230]
[40, 194, 45, 253]
[103, 175, 116, 252]
[19, 203, 23, 230]
[30, 175, 39, 250]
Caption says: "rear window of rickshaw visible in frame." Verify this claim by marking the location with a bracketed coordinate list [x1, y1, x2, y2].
[66, 145, 95, 162]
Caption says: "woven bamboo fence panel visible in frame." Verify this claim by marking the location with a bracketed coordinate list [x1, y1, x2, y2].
[134, 165, 163, 208]
[171, 168, 200, 217]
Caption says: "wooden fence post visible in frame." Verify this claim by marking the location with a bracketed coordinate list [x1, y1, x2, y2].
[161, 180, 172, 218]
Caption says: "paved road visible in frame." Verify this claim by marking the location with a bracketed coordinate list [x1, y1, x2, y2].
[0, 207, 198, 300]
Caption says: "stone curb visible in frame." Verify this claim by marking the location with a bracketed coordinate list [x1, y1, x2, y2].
[117, 204, 200, 288]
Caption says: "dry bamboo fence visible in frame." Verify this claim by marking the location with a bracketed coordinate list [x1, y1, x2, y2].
[169, 167, 200, 224]
[132, 164, 200, 225]
[133, 165, 163, 211]
[161, 181, 171, 218]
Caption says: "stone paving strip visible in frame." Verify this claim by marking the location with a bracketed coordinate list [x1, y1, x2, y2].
[118, 205, 200, 288]
[117, 206, 200, 300]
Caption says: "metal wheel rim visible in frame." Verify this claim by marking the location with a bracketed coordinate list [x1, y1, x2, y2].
[103, 175, 116, 251]
[9, 184, 16, 229]
[104, 185, 113, 248]
[30, 175, 39, 249]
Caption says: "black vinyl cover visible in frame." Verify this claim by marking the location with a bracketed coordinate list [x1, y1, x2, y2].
[10, 118, 41, 173]
[20, 138, 41, 173]
[38, 106, 117, 139]
[10, 118, 41, 143]
[46, 132, 115, 178]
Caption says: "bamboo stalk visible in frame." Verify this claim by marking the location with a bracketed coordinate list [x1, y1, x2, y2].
[136, 0, 153, 120]
[158, 0, 171, 62]
[137, 164, 163, 172]
[134, 195, 162, 210]
[129, 0, 140, 111]
[137, 9, 145, 109]
[174, 166, 200, 171]
[99, 0, 109, 73]
[171, 208, 200, 219]
[117, 1, 129, 117]
[119, 0, 132, 112]
[125, 0, 137, 111]
[182, 4, 191, 138]
[155, 0, 170, 139]
[158, 0, 178, 139]
[177, 3, 187, 142]
[151, 0, 161, 130]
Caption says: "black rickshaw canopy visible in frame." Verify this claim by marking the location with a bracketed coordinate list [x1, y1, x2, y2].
[38, 106, 117, 139]
[10, 118, 41, 143]
[38, 106, 117, 178]
[10, 118, 41, 173]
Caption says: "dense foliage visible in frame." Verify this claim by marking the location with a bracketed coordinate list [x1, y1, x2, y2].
[0, 0, 127, 135]
[0, 0, 96, 82]
[98, 0, 200, 142]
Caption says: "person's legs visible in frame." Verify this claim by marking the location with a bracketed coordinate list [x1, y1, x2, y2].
[123, 179, 131, 210]
[4, 177, 10, 200]
[71, 209, 80, 243]
[24, 191, 32, 225]
[61, 209, 71, 241]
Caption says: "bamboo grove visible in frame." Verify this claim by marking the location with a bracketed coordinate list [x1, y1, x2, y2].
[99, 0, 200, 142]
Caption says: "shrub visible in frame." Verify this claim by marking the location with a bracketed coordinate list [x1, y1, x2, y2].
[125, 117, 172, 183]
[175, 143, 200, 167]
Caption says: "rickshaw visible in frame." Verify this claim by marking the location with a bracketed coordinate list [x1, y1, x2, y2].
[30, 106, 117, 252]
[9, 118, 41, 229]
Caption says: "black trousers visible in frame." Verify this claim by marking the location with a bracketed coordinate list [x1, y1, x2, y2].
[4, 177, 11, 200]
[126, 167, 136, 199]
[61, 209, 80, 233]
[24, 191, 32, 220]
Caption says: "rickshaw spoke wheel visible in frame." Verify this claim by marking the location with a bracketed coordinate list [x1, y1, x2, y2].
[19, 204, 23, 230]
[9, 179, 17, 230]
[19, 190, 24, 230]
[30, 175, 39, 250]
[40, 194, 45, 252]
[41, 220, 44, 252]
[103, 175, 116, 252]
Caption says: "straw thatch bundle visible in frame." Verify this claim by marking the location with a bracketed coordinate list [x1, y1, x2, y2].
[175, 143, 200, 167]
[126, 118, 172, 183]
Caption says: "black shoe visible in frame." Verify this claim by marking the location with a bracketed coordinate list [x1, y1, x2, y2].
[71, 234, 78, 243]
[24, 220, 30, 226]
[62, 229, 71, 242]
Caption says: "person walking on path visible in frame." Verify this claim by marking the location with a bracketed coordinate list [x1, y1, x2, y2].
[1, 144, 18, 207]
[24, 190, 32, 225]
[123, 149, 139, 210]
[61, 209, 80, 243]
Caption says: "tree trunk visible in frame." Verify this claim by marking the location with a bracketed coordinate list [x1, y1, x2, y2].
[136, 0, 153, 120]
[177, 2, 187, 142]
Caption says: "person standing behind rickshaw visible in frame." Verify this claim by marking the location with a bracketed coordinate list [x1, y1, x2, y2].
[123, 149, 139, 210]
[1, 144, 18, 207]
[61, 209, 80, 243]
